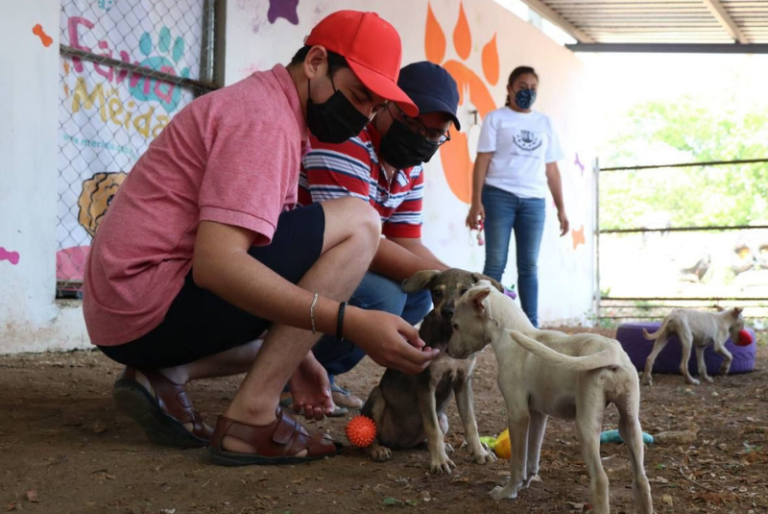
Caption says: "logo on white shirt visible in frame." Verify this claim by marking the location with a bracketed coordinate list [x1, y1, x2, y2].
[513, 130, 542, 152]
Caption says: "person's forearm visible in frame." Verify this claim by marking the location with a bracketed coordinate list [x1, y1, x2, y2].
[546, 163, 565, 212]
[369, 238, 447, 282]
[194, 244, 342, 336]
[471, 153, 492, 205]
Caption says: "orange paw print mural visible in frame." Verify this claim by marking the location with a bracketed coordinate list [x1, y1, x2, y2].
[426, 2, 498, 204]
[571, 225, 585, 250]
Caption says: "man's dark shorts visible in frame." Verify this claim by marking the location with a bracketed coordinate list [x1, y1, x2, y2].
[98, 203, 325, 369]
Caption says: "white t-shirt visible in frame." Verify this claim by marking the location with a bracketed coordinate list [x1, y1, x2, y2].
[477, 107, 564, 199]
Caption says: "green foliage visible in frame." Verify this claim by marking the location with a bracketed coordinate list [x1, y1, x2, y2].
[755, 330, 768, 347]
[600, 95, 768, 230]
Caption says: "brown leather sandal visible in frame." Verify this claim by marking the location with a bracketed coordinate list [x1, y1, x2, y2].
[113, 368, 213, 448]
[209, 408, 342, 466]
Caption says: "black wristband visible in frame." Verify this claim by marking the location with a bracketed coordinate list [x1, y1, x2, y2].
[336, 301, 347, 342]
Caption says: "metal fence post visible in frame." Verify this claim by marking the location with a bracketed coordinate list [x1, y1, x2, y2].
[201, 0, 217, 86]
[594, 157, 601, 325]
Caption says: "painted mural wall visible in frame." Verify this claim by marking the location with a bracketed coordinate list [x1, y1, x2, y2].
[1, 0, 206, 354]
[0, 0, 89, 355]
[57, 0, 204, 286]
[224, 0, 597, 323]
[0, 0, 596, 355]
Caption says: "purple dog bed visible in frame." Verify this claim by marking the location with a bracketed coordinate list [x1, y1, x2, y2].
[617, 322, 756, 375]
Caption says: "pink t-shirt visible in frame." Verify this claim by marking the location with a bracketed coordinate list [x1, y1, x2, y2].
[83, 65, 307, 346]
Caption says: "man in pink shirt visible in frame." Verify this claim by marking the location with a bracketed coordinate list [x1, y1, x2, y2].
[84, 10, 437, 465]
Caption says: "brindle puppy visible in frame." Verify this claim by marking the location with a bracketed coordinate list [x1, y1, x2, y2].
[360, 269, 503, 474]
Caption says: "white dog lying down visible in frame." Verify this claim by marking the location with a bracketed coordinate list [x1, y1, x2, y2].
[643, 307, 744, 386]
[448, 282, 653, 514]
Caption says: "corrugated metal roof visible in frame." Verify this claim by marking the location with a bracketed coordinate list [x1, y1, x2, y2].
[523, 0, 768, 48]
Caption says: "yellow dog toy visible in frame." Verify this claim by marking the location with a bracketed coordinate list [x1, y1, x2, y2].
[479, 429, 511, 459]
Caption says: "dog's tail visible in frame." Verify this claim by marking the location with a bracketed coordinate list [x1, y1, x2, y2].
[506, 330, 621, 371]
[643, 318, 670, 341]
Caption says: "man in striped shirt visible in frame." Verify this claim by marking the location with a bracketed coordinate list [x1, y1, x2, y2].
[295, 62, 461, 410]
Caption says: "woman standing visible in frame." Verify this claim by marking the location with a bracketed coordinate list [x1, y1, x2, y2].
[465, 66, 568, 327]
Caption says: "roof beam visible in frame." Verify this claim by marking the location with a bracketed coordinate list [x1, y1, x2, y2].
[566, 43, 768, 53]
[701, 0, 749, 44]
[518, 0, 596, 43]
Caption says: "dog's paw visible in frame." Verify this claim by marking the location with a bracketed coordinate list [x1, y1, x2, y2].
[703, 375, 714, 383]
[642, 376, 653, 387]
[686, 377, 701, 385]
[429, 455, 457, 475]
[488, 485, 518, 501]
[369, 446, 392, 462]
[444, 443, 455, 454]
[472, 447, 497, 465]
[524, 474, 541, 488]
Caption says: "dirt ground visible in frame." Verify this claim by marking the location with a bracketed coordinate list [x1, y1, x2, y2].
[1, 328, 767, 514]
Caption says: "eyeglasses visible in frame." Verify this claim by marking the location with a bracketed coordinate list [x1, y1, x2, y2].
[387, 103, 451, 146]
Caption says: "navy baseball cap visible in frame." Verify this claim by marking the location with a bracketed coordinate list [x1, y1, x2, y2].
[398, 61, 461, 131]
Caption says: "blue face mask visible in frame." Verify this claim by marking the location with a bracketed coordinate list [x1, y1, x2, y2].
[514, 89, 537, 110]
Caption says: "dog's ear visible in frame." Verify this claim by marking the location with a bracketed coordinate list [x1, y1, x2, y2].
[733, 307, 744, 317]
[471, 272, 504, 292]
[402, 270, 441, 293]
[467, 286, 492, 314]
[713, 305, 725, 312]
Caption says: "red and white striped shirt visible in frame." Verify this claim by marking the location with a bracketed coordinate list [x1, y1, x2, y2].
[298, 123, 424, 238]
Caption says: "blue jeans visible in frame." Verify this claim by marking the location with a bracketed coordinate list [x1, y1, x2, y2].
[312, 271, 432, 381]
[482, 185, 546, 327]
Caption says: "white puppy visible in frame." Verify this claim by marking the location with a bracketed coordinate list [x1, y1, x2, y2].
[643, 307, 745, 386]
[448, 282, 653, 514]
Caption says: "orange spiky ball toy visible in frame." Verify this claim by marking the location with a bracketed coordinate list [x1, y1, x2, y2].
[345, 415, 377, 447]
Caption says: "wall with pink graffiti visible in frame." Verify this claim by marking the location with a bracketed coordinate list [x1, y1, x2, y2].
[0, 0, 84, 354]
[224, 0, 597, 324]
[2, 0, 205, 354]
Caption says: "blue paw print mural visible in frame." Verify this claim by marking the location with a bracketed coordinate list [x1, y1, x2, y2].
[97, 0, 115, 12]
[129, 27, 190, 113]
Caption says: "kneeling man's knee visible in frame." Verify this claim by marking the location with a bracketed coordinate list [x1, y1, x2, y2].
[338, 197, 381, 245]
[350, 198, 382, 240]
[321, 197, 382, 261]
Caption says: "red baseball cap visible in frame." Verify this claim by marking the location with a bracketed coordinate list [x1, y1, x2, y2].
[305, 11, 419, 117]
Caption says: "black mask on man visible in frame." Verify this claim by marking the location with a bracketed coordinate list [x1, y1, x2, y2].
[380, 120, 440, 169]
[306, 77, 369, 144]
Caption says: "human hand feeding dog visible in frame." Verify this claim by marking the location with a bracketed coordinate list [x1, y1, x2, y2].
[642, 306, 745, 386]
[448, 282, 653, 514]
[360, 269, 501, 474]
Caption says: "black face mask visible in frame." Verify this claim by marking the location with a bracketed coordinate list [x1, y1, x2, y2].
[380, 120, 440, 169]
[306, 76, 369, 144]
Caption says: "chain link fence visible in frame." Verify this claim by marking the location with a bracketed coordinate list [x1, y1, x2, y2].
[57, 0, 218, 298]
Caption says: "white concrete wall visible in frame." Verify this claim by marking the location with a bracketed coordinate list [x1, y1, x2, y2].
[0, 0, 90, 354]
[224, 0, 597, 325]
